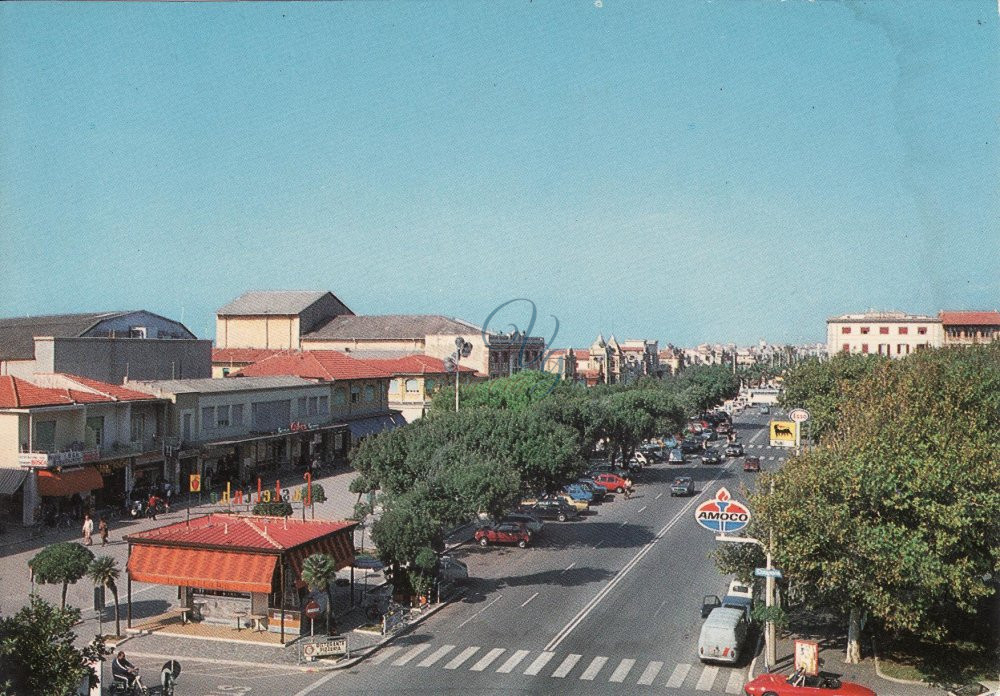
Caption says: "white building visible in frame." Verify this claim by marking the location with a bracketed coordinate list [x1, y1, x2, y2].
[826, 311, 942, 358]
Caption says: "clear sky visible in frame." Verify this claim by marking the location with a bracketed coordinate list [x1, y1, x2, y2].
[1, 1, 997, 348]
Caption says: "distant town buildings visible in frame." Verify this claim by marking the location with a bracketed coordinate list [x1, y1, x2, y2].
[826, 309, 1000, 357]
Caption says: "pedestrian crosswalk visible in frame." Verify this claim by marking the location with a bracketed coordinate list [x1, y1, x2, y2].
[369, 643, 748, 692]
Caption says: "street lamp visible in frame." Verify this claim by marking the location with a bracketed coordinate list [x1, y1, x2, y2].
[444, 338, 473, 413]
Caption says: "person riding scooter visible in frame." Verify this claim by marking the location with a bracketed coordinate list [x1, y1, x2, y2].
[112, 651, 142, 693]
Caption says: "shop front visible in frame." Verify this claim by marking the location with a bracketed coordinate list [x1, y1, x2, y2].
[93, 458, 129, 508]
[35, 465, 104, 524]
[0, 469, 28, 523]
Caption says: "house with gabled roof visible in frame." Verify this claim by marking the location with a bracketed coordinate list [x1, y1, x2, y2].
[215, 291, 354, 351]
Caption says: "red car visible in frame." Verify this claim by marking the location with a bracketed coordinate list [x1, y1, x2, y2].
[475, 522, 531, 548]
[744, 456, 761, 472]
[744, 671, 877, 696]
[591, 473, 632, 494]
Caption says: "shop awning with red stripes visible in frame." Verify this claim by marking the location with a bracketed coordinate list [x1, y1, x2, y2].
[285, 530, 355, 578]
[37, 466, 103, 497]
[128, 545, 278, 594]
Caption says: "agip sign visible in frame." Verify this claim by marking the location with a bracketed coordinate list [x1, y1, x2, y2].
[695, 488, 751, 534]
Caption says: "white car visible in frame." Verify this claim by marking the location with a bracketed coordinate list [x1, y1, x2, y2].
[727, 579, 754, 600]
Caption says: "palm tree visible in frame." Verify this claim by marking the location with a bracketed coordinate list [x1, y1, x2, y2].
[87, 556, 121, 637]
[300, 553, 337, 635]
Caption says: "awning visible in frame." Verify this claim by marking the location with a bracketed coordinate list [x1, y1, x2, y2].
[128, 545, 278, 594]
[0, 469, 27, 496]
[37, 466, 103, 497]
[346, 413, 406, 439]
[286, 531, 356, 580]
[210, 422, 348, 448]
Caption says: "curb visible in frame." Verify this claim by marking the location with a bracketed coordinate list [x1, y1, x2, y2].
[871, 637, 936, 688]
[747, 630, 766, 679]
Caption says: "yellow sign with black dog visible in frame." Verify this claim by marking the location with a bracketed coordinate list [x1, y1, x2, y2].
[769, 420, 797, 448]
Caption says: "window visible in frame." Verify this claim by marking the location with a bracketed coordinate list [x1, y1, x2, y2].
[201, 406, 215, 431]
[298, 397, 307, 415]
[917, 327, 927, 335]
[861, 344, 869, 354]
[333, 388, 347, 405]
[841, 327, 851, 334]
[898, 327, 908, 335]
[318, 396, 329, 414]
[860, 327, 870, 335]
[222, 367, 230, 377]
[34, 420, 56, 449]
[879, 327, 889, 335]
[388, 380, 400, 395]
[405, 379, 420, 394]
[425, 378, 436, 393]
[364, 385, 375, 403]
[131, 413, 145, 442]
[216, 405, 230, 428]
[308, 397, 318, 415]
[232, 404, 244, 426]
[897, 344, 908, 355]
[86, 416, 104, 448]
[350, 386, 360, 404]
[842, 343, 850, 352]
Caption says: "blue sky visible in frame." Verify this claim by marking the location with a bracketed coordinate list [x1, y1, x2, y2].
[1, 1, 997, 348]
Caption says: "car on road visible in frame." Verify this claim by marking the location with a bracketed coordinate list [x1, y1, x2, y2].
[500, 511, 544, 535]
[475, 522, 531, 548]
[744, 456, 761, 472]
[519, 498, 579, 522]
[588, 463, 633, 480]
[670, 476, 694, 497]
[725, 442, 745, 457]
[698, 607, 749, 664]
[574, 479, 606, 502]
[760, 406, 770, 414]
[701, 594, 722, 618]
[702, 448, 722, 465]
[715, 422, 731, 434]
[743, 672, 877, 696]
[700, 429, 719, 441]
[562, 483, 595, 503]
[681, 438, 702, 454]
[591, 472, 632, 494]
[662, 435, 679, 449]
[727, 579, 754, 600]
[668, 448, 685, 464]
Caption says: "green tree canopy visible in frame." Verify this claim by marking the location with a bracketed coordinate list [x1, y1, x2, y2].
[28, 542, 94, 609]
[300, 553, 337, 634]
[87, 556, 122, 637]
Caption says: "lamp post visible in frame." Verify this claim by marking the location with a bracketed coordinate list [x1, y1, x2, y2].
[444, 338, 473, 413]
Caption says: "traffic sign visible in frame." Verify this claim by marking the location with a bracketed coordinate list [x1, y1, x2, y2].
[189, 474, 201, 492]
[789, 408, 810, 423]
[304, 600, 321, 619]
[302, 637, 348, 661]
[695, 488, 751, 534]
[754, 567, 783, 579]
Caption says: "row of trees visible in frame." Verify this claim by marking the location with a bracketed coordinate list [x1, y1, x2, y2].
[718, 345, 1000, 664]
[351, 367, 739, 594]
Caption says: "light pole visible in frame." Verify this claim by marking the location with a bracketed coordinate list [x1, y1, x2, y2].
[444, 338, 473, 413]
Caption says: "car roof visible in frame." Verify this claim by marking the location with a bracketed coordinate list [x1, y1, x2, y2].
[703, 607, 746, 627]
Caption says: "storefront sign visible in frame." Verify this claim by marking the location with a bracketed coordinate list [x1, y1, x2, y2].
[794, 639, 820, 675]
[18, 449, 99, 468]
[215, 478, 314, 506]
[302, 637, 347, 660]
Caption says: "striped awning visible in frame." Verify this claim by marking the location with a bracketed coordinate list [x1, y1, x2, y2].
[128, 545, 278, 594]
[0, 468, 27, 496]
[285, 530, 356, 579]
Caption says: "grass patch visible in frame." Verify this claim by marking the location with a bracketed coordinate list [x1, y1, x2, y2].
[878, 635, 997, 686]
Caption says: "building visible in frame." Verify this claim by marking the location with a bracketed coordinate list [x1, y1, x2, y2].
[0, 374, 168, 525]
[215, 291, 354, 351]
[357, 354, 477, 422]
[212, 348, 287, 378]
[658, 346, 685, 376]
[620, 339, 660, 380]
[543, 349, 577, 382]
[826, 311, 943, 357]
[0, 311, 210, 383]
[939, 310, 1000, 347]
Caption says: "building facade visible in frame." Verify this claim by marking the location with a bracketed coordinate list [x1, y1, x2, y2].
[826, 311, 943, 357]
[939, 311, 1000, 347]
[215, 291, 354, 351]
[358, 354, 477, 422]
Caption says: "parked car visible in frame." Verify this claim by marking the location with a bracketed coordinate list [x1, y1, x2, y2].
[701, 594, 722, 618]
[588, 463, 632, 480]
[744, 456, 761, 472]
[519, 498, 579, 522]
[670, 476, 694, 497]
[743, 672, 877, 696]
[591, 472, 632, 494]
[631, 451, 654, 467]
[562, 483, 595, 503]
[700, 429, 719, 441]
[662, 435, 679, 449]
[500, 511, 544, 535]
[727, 579, 754, 600]
[437, 555, 469, 582]
[475, 522, 531, 548]
[702, 448, 722, 465]
[760, 406, 770, 414]
[681, 438, 702, 454]
[574, 479, 606, 502]
[725, 442, 744, 457]
[715, 422, 731, 434]
[698, 607, 749, 664]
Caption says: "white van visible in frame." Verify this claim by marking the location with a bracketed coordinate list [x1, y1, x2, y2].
[698, 607, 749, 664]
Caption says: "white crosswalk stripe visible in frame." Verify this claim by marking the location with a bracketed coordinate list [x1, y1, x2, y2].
[579, 656, 608, 680]
[696, 665, 719, 690]
[665, 663, 691, 688]
[496, 649, 529, 673]
[470, 648, 506, 672]
[609, 658, 635, 683]
[726, 668, 745, 693]
[636, 660, 663, 685]
[392, 644, 430, 666]
[369, 645, 403, 665]
[444, 646, 480, 670]
[552, 653, 582, 678]
[523, 651, 555, 676]
[417, 644, 455, 667]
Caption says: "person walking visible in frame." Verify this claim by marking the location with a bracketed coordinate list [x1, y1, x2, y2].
[82, 513, 93, 546]
[163, 482, 172, 513]
[147, 493, 159, 521]
[98, 517, 109, 546]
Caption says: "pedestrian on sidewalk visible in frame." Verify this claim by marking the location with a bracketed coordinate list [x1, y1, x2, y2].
[147, 493, 159, 521]
[82, 513, 93, 546]
[98, 517, 109, 546]
[164, 482, 172, 513]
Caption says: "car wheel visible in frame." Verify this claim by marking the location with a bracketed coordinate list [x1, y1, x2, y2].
[616, 486, 624, 493]
[479, 537, 489, 547]
[762, 692, 778, 696]
[557, 514, 566, 522]
[518, 539, 527, 549]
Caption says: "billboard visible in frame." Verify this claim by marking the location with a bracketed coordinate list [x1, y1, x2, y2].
[769, 420, 797, 448]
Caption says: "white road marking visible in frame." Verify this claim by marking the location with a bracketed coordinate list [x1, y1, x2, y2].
[636, 660, 663, 685]
[391, 644, 430, 666]
[620, 520, 629, 527]
[655, 492, 663, 499]
[561, 562, 576, 574]
[417, 644, 455, 667]
[665, 663, 691, 688]
[651, 598, 668, 619]
[727, 668, 746, 693]
[552, 653, 582, 677]
[294, 670, 339, 696]
[456, 594, 503, 629]
[470, 648, 506, 672]
[544, 465, 732, 652]
[696, 665, 719, 690]
[369, 645, 403, 664]
[496, 649, 529, 673]
[579, 656, 608, 680]
[594, 540, 604, 549]
[609, 658, 635, 683]
[523, 651, 555, 675]
[444, 646, 480, 670]
[520, 592, 539, 607]
[637, 506, 647, 513]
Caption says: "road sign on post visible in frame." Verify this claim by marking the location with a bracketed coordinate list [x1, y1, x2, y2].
[754, 567, 783, 579]
[789, 408, 810, 423]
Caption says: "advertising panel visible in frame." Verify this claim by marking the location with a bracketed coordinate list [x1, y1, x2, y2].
[769, 420, 797, 448]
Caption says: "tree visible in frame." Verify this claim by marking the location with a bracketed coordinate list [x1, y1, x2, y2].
[86, 556, 122, 638]
[252, 500, 293, 517]
[28, 542, 94, 609]
[300, 553, 337, 635]
[0, 595, 108, 696]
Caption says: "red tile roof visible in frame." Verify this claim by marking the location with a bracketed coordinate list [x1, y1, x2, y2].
[212, 348, 288, 364]
[360, 354, 475, 376]
[125, 513, 357, 552]
[236, 350, 391, 381]
[59, 375, 158, 401]
[939, 311, 1000, 326]
[0, 376, 114, 408]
